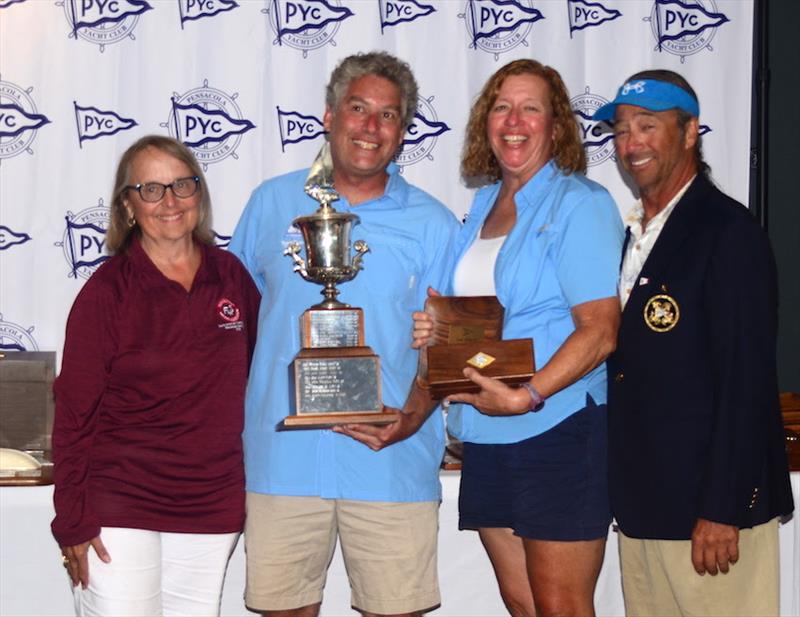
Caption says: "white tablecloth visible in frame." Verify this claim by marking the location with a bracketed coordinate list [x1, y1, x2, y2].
[2, 472, 798, 616]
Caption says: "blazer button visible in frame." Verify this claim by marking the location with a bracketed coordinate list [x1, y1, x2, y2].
[614, 372, 624, 383]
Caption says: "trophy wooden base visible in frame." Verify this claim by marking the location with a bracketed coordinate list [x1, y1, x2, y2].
[419, 338, 535, 399]
[283, 410, 400, 428]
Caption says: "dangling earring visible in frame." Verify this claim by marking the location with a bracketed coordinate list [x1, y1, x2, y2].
[126, 212, 136, 228]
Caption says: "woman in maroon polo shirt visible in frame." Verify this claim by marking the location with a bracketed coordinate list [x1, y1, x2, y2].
[51, 135, 260, 616]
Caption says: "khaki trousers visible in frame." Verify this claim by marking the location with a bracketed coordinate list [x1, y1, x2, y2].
[618, 519, 780, 616]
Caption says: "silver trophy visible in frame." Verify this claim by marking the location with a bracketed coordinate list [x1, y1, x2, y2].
[282, 144, 395, 428]
[284, 143, 369, 309]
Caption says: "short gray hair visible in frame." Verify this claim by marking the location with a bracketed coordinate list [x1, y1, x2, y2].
[325, 51, 419, 129]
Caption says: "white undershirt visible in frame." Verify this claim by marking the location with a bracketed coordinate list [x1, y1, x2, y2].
[453, 234, 506, 296]
[619, 176, 695, 309]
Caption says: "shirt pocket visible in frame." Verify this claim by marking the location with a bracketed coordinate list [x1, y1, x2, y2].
[346, 230, 423, 310]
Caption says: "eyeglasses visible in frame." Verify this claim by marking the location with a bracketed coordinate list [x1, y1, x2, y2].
[125, 176, 200, 203]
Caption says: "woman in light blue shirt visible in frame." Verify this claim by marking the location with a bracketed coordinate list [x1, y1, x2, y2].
[414, 59, 623, 617]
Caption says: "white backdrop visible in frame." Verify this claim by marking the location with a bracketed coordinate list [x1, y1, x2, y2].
[1, 0, 785, 614]
[0, 0, 753, 355]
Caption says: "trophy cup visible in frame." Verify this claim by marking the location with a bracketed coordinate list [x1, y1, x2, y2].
[416, 296, 535, 399]
[282, 144, 398, 428]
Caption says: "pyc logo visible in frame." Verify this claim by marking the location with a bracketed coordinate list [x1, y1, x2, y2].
[460, 0, 544, 60]
[276, 107, 325, 152]
[571, 87, 614, 168]
[58, 0, 152, 51]
[0, 225, 32, 250]
[379, 0, 435, 33]
[646, 0, 729, 61]
[0, 79, 51, 162]
[178, 0, 239, 28]
[74, 101, 137, 148]
[567, 0, 621, 37]
[56, 200, 110, 280]
[0, 315, 39, 352]
[213, 230, 231, 248]
[164, 80, 255, 169]
[263, 0, 354, 58]
[396, 96, 450, 168]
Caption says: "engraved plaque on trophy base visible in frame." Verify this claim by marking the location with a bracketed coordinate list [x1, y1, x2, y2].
[302, 307, 365, 348]
[284, 306, 399, 428]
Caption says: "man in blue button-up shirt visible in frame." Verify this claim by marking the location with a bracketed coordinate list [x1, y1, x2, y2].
[230, 51, 458, 617]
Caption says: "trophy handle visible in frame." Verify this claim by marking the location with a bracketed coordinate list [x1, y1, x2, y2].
[351, 240, 370, 272]
[284, 242, 310, 280]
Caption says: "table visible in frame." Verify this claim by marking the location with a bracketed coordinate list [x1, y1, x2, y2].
[2, 473, 798, 616]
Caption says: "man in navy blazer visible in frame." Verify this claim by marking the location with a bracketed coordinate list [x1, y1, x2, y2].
[595, 70, 794, 615]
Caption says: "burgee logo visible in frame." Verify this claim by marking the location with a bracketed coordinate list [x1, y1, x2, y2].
[178, 0, 239, 28]
[263, 0, 354, 57]
[378, 0, 435, 33]
[567, 0, 621, 37]
[0, 315, 39, 352]
[58, 0, 152, 51]
[276, 107, 326, 152]
[0, 78, 51, 163]
[646, 0, 729, 61]
[164, 80, 255, 169]
[460, 0, 544, 60]
[396, 96, 450, 168]
[56, 200, 111, 280]
[74, 101, 137, 147]
[213, 230, 231, 248]
[570, 87, 614, 168]
[0, 225, 32, 251]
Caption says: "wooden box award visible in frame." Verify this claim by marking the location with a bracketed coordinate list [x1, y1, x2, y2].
[416, 296, 535, 399]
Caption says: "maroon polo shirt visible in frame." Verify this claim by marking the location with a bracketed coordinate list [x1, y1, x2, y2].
[51, 237, 260, 547]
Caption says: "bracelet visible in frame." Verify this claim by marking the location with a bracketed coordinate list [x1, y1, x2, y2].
[520, 382, 545, 412]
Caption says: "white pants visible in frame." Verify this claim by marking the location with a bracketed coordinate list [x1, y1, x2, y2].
[73, 527, 240, 617]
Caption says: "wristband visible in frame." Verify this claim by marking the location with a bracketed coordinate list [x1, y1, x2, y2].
[520, 382, 545, 412]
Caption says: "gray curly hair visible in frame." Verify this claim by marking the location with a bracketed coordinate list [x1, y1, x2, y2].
[325, 51, 419, 129]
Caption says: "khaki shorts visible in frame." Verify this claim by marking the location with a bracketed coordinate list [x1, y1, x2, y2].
[245, 493, 440, 615]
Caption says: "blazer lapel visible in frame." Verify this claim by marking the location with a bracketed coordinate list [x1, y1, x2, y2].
[623, 175, 711, 315]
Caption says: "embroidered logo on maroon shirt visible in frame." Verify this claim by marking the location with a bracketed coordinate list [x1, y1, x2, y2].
[217, 298, 240, 322]
[216, 298, 244, 332]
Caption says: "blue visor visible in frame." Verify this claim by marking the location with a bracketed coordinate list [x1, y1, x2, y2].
[594, 79, 700, 122]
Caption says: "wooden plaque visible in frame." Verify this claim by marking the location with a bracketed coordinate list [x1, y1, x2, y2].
[415, 296, 534, 399]
[420, 338, 535, 399]
[424, 296, 504, 344]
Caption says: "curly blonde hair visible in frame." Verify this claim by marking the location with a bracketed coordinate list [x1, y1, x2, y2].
[461, 59, 586, 185]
